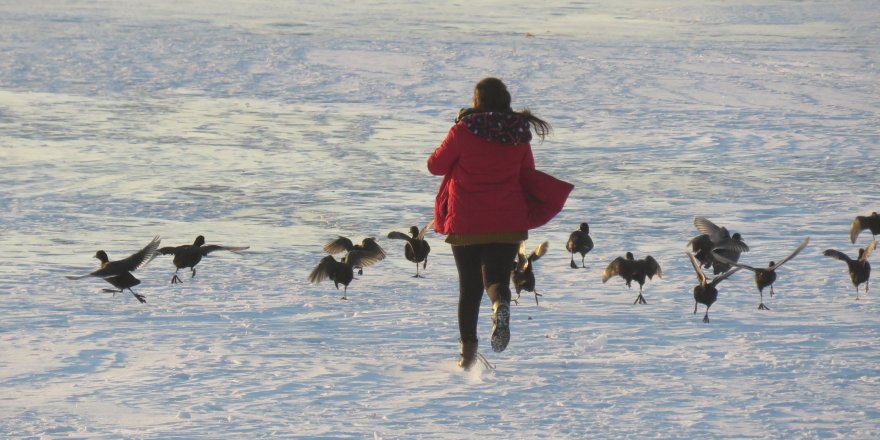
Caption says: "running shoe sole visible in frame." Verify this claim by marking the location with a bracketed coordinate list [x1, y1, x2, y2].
[491, 302, 510, 353]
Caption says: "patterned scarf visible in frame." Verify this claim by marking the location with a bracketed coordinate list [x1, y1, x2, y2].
[457, 110, 533, 145]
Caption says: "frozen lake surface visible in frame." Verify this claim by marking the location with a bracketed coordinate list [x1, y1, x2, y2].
[1, 0, 879, 438]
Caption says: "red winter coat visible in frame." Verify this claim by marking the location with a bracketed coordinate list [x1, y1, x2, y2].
[427, 113, 536, 235]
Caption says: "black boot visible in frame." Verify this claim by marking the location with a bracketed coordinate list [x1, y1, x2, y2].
[491, 300, 511, 353]
[458, 339, 478, 370]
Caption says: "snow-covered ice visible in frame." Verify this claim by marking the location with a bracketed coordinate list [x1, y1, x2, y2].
[1, 0, 879, 438]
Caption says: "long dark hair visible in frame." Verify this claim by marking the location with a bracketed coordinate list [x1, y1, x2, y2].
[473, 77, 552, 142]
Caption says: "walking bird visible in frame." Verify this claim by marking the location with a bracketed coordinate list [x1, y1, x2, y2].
[512, 241, 548, 305]
[66, 236, 161, 304]
[387, 220, 433, 277]
[686, 251, 741, 323]
[823, 240, 876, 300]
[566, 222, 594, 269]
[308, 251, 384, 300]
[713, 237, 810, 310]
[158, 235, 249, 284]
[323, 236, 385, 275]
[602, 252, 662, 304]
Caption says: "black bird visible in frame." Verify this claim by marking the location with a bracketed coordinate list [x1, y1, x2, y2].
[387, 220, 433, 277]
[688, 217, 749, 274]
[512, 241, 548, 305]
[323, 236, 386, 275]
[713, 237, 810, 310]
[66, 236, 161, 304]
[308, 251, 384, 300]
[566, 222, 594, 269]
[850, 212, 880, 244]
[602, 252, 662, 304]
[823, 239, 876, 300]
[158, 235, 249, 284]
[686, 251, 741, 323]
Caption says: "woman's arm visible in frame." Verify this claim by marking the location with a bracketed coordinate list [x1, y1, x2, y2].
[427, 125, 462, 176]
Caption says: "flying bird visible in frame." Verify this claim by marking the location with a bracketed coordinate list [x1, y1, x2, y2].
[688, 216, 749, 274]
[308, 251, 384, 300]
[713, 237, 810, 310]
[512, 241, 548, 305]
[602, 252, 662, 304]
[387, 220, 433, 277]
[566, 222, 594, 269]
[850, 212, 880, 244]
[157, 235, 249, 284]
[323, 236, 386, 275]
[823, 240, 876, 300]
[686, 251, 741, 323]
[66, 236, 161, 304]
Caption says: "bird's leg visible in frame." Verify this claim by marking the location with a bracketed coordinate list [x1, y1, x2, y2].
[770, 285, 775, 297]
[171, 269, 182, 284]
[758, 290, 769, 310]
[413, 263, 422, 278]
[570, 255, 577, 269]
[357, 267, 363, 276]
[191, 268, 197, 279]
[703, 311, 710, 323]
[513, 291, 521, 306]
[129, 288, 146, 304]
[581, 255, 586, 269]
[694, 302, 698, 315]
[102, 288, 121, 296]
[856, 284, 861, 301]
[341, 286, 348, 301]
[634, 285, 647, 304]
[534, 291, 542, 306]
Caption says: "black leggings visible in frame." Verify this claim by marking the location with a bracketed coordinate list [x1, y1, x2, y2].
[451, 243, 519, 343]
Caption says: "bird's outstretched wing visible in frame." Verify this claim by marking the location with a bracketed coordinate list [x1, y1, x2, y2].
[200, 245, 250, 256]
[850, 216, 868, 244]
[769, 237, 810, 269]
[115, 235, 162, 272]
[644, 255, 662, 279]
[345, 249, 384, 269]
[694, 217, 725, 242]
[861, 240, 877, 262]
[714, 237, 750, 253]
[359, 238, 386, 258]
[686, 252, 708, 285]
[515, 242, 530, 272]
[308, 255, 338, 284]
[823, 249, 852, 263]
[387, 231, 412, 242]
[711, 252, 756, 272]
[601, 257, 626, 283]
[323, 236, 354, 254]
[709, 266, 741, 286]
[529, 241, 549, 263]
[418, 220, 435, 240]
[158, 245, 186, 256]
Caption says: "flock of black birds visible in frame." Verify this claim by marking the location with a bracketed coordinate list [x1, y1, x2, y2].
[67, 212, 879, 323]
[597, 213, 877, 322]
[304, 212, 877, 323]
[66, 235, 249, 303]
